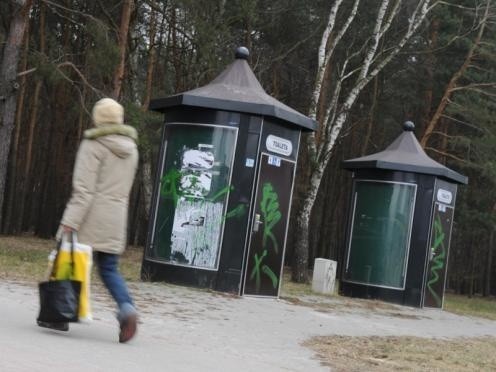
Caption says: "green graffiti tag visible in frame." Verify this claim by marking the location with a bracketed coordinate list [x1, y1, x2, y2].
[209, 185, 233, 202]
[426, 214, 446, 307]
[223, 204, 247, 221]
[248, 181, 283, 292]
[249, 249, 278, 291]
[160, 169, 182, 207]
[160, 169, 245, 222]
[261, 183, 282, 253]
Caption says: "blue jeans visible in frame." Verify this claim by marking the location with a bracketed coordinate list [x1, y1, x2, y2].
[94, 252, 136, 319]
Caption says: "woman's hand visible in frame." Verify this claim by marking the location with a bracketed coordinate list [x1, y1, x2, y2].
[61, 224, 76, 233]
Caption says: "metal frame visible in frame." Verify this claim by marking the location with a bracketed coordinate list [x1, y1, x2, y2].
[145, 122, 239, 272]
[238, 118, 265, 295]
[420, 178, 438, 306]
[439, 202, 455, 309]
[242, 151, 297, 297]
[277, 131, 301, 297]
[343, 178, 418, 291]
[145, 125, 168, 258]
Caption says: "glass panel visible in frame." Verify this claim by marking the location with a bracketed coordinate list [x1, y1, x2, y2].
[151, 124, 236, 269]
[346, 181, 416, 288]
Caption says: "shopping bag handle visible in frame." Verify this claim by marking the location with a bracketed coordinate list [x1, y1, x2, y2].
[50, 231, 76, 279]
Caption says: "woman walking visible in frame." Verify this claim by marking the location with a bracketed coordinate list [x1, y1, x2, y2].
[43, 98, 139, 343]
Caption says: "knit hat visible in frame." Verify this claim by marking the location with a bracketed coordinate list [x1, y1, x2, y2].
[92, 98, 124, 127]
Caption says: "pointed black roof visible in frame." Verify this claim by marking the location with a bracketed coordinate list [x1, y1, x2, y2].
[342, 121, 468, 184]
[149, 47, 317, 131]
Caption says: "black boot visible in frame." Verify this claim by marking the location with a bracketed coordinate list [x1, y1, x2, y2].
[37, 320, 69, 331]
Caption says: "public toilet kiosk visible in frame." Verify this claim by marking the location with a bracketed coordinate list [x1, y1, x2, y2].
[141, 47, 317, 297]
[340, 121, 467, 308]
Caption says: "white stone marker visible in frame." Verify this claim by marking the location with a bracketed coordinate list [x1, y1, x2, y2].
[311, 258, 337, 294]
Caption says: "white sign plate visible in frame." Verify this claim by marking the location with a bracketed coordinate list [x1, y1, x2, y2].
[437, 189, 452, 204]
[266, 135, 292, 156]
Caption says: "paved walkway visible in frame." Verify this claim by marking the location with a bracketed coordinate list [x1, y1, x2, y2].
[1, 280, 496, 371]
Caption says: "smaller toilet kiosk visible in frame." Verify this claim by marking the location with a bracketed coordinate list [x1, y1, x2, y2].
[340, 121, 467, 308]
[142, 47, 317, 297]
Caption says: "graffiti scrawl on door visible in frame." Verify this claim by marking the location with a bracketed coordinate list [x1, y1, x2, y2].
[424, 203, 454, 308]
[244, 154, 295, 297]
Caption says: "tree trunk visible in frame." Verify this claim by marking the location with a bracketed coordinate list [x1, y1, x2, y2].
[292, 164, 325, 282]
[3, 16, 30, 233]
[484, 228, 494, 297]
[0, 0, 33, 229]
[361, 75, 379, 156]
[142, 2, 157, 110]
[171, 6, 182, 93]
[138, 4, 159, 231]
[16, 3, 46, 232]
[419, 17, 438, 135]
[112, 0, 134, 99]
[485, 204, 496, 296]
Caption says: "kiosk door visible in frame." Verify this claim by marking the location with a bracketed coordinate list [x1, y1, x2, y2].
[423, 180, 457, 308]
[424, 202, 454, 308]
[243, 153, 295, 297]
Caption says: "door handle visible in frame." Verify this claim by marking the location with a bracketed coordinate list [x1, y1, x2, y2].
[253, 213, 263, 232]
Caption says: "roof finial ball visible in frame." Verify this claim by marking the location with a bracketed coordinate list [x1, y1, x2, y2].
[403, 121, 415, 131]
[235, 46, 250, 60]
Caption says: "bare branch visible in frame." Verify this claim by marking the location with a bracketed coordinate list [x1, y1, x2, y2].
[441, 115, 484, 132]
[450, 82, 496, 92]
[56, 61, 102, 95]
[259, 31, 319, 74]
[41, 0, 105, 26]
[49, 64, 92, 116]
[17, 67, 37, 77]
[97, 0, 118, 30]
[434, 1, 478, 11]
[421, 0, 491, 146]
[425, 147, 468, 163]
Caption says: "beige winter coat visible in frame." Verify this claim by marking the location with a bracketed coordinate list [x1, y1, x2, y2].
[60, 110, 138, 254]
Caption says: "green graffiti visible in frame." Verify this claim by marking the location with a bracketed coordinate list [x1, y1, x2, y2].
[250, 250, 267, 291]
[160, 169, 233, 205]
[426, 214, 446, 307]
[161, 168, 247, 228]
[209, 185, 234, 202]
[160, 169, 182, 207]
[249, 250, 279, 291]
[248, 181, 282, 293]
[260, 183, 282, 253]
[262, 265, 279, 289]
[223, 204, 247, 221]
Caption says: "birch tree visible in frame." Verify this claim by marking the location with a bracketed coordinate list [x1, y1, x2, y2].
[292, 0, 437, 282]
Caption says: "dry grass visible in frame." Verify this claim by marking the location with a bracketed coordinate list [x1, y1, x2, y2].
[0, 234, 143, 283]
[0, 235, 53, 282]
[444, 293, 496, 321]
[305, 335, 496, 371]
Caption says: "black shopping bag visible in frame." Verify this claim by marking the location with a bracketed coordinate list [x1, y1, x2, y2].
[37, 279, 81, 323]
[37, 232, 81, 323]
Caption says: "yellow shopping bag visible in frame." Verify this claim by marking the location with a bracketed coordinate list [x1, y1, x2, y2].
[50, 234, 93, 321]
